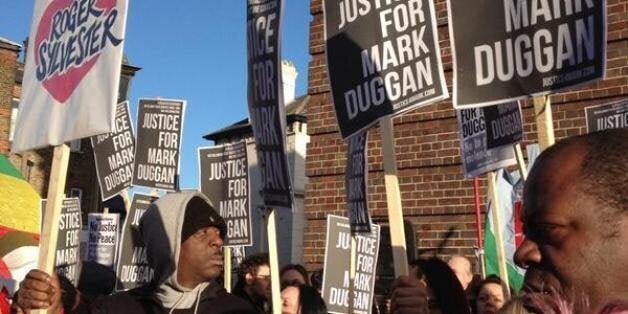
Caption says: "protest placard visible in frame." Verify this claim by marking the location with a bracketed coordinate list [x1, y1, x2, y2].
[199, 142, 252, 246]
[457, 102, 522, 178]
[86, 213, 120, 269]
[11, 0, 129, 153]
[322, 215, 380, 314]
[345, 132, 370, 233]
[133, 99, 185, 191]
[247, 0, 293, 209]
[91, 101, 135, 201]
[42, 198, 82, 286]
[324, 0, 448, 139]
[585, 99, 628, 132]
[448, 0, 607, 108]
[115, 194, 156, 291]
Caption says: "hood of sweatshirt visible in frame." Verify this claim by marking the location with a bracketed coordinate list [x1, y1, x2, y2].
[139, 191, 225, 311]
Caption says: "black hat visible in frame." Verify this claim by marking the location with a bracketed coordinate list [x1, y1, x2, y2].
[180, 196, 227, 243]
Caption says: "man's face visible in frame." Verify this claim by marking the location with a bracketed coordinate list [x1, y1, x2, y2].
[179, 226, 224, 284]
[514, 144, 628, 312]
[248, 264, 272, 300]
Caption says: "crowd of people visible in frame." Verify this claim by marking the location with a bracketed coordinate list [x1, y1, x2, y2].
[8, 129, 628, 313]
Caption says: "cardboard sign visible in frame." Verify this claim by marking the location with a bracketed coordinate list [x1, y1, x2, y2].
[585, 99, 628, 132]
[86, 213, 120, 268]
[198, 142, 253, 246]
[322, 215, 380, 314]
[12, 0, 129, 153]
[91, 101, 135, 201]
[324, 0, 448, 139]
[448, 0, 607, 108]
[483, 102, 524, 149]
[133, 99, 185, 191]
[115, 194, 156, 291]
[246, 0, 293, 208]
[345, 132, 371, 233]
[457, 102, 521, 178]
[42, 198, 82, 286]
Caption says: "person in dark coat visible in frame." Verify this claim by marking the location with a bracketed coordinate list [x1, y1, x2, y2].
[13, 191, 256, 314]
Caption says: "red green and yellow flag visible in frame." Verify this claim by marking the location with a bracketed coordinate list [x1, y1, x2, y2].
[0, 155, 40, 235]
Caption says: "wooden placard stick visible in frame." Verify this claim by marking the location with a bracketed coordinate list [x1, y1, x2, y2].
[120, 189, 131, 213]
[487, 171, 511, 298]
[35, 144, 70, 314]
[533, 96, 556, 151]
[379, 117, 409, 277]
[223, 247, 232, 292]
[267, 208, 282, 314]
[513, 143, 528, 182]
[348, 234, 357, 313]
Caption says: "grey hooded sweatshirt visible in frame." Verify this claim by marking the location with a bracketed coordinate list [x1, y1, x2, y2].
[72, 191, 256, 314]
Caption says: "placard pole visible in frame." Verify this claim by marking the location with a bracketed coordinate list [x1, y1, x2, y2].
[473, 177, 486, 278]
[379, 117, 409, 277]
[349, 234, 357, 313]
[533, 96, 556, 151]
[224, 247, 232, 292]
[35, 144, 70, 314]
[267, 208, 282, 314]
[513, 143, 527, 181]
[487, 171, 511, 298]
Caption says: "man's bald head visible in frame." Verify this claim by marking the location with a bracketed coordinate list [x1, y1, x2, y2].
[448, 255, 473, 290]
[526, 128, 628, 222]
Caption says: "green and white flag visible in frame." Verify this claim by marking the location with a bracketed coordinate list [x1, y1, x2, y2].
[484, 169, 525, 291]
[484, 144, 540, 291]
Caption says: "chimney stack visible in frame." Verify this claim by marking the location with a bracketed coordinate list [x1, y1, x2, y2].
[282, 60, 298, 105]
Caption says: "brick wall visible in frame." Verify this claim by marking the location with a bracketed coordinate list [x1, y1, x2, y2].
[305, 0, 628, 271]
[0, 40, 20, 154]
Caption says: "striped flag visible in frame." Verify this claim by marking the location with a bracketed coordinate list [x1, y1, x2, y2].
[0, 155, 40, 298]
[483, 169, 525, 291]
[484, 144, 540, 291]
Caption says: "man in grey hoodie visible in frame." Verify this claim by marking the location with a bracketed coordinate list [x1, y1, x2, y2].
[14, 191, 256, 314]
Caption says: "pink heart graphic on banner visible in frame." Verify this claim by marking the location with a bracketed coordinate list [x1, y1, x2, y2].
[34, 0, 117, 103]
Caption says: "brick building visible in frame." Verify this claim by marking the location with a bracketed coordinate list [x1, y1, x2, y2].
[303, 0, 628, 276]
[0, 36, 140, 220]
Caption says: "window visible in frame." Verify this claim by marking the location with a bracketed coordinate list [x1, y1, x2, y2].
[9, 99, 19, 141]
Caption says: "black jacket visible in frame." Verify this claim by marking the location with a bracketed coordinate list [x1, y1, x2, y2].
[72, 282, 257, 314]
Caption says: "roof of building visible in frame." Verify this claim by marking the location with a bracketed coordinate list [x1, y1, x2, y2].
[0, 37, 22, 51]
[203, 94, 309, 142]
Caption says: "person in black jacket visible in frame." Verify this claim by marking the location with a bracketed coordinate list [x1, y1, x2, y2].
[13, 191, 256, 314]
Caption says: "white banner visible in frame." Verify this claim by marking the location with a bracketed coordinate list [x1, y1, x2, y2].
[12, 0, 129, 152]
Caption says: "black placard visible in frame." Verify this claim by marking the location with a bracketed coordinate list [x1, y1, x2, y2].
[484, 102, 523, 149]
[345, 132, 370, 233]
[133, 99, 184, 191]
[325, 0, 448, 139]
[322, 215, 380, 314]
[115, 194, 156, 291]
[246, 0, 293, 208]
[91, 101, 135, 201]
[198, 142, 253, 246]
[448, 0, 607, 108]
[42, 198, 83, 286]
[585, 99, 628, 133]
